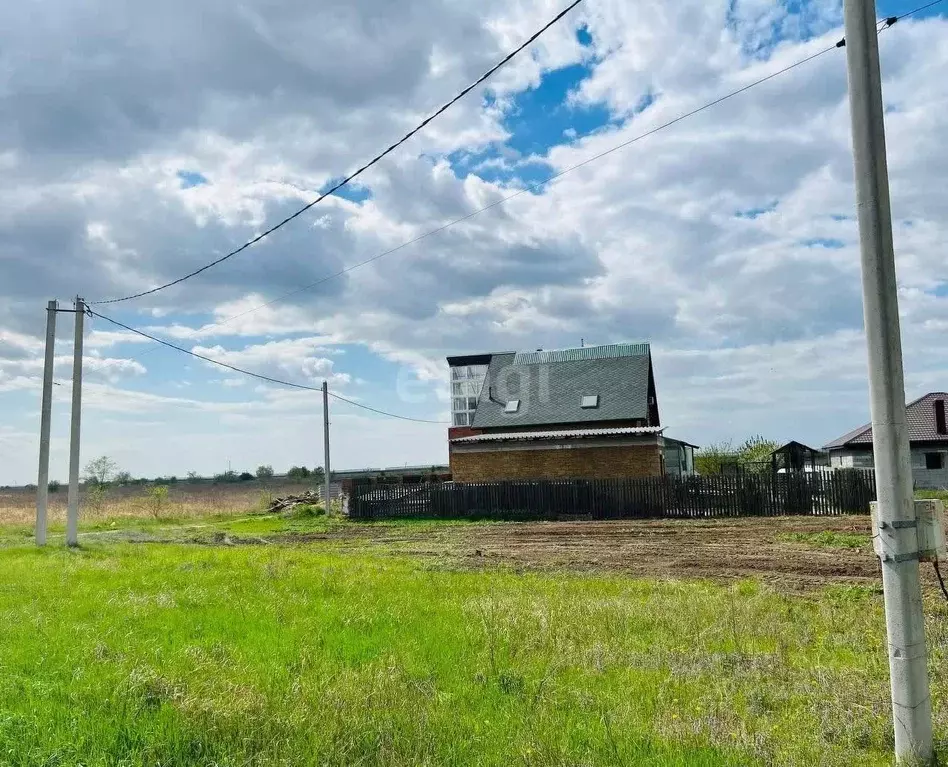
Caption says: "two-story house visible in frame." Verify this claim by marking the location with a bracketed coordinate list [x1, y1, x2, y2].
[446, 342, 695, 482]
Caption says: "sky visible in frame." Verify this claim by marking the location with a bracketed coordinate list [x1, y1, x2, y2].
[0, 0, 946, 484]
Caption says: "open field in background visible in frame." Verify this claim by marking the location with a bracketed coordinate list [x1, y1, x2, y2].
[0, 480, 315, 529]
[4, 495, 948, 764]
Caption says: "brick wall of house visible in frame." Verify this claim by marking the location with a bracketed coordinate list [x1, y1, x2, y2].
[450, 443, 662, 482]
[448, 426, 482, 441]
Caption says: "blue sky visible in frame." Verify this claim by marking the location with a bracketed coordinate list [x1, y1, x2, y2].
[1, 0, 947, 483]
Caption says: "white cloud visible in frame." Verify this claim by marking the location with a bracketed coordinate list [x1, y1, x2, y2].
[0, 1, 947, 482]
[190, 337, 351, 388]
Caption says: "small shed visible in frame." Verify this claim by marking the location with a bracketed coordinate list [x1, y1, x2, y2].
[770, 441, 823, 473]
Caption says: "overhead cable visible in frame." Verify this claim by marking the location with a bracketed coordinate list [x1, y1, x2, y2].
[90, 0, 586, 305]
[87, 309, 449, 424]
[128, 39, 844, 342]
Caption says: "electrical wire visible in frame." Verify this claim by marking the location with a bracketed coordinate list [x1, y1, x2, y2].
[327, 390, 444, 423]
[891, 0, 945, 23]
[87, 309, 450, 424]
[934, 561, 948, 602]
[90, 0, 586, 306]
[97, 1, 943, 366]
[181, 1, 943, 336]
[120, 39, 846, 357]
[877, 0, 945, 30]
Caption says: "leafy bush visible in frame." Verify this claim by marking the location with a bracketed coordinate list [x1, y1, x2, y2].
[85, 484, 107, 513]
[694, 441, 736, 475]
[146, 485, 169, 517]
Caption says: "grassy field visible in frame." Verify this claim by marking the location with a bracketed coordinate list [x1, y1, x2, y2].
[3, 508, 948, 766]
[0, 480, 311, 533]
[3, 488, 948, 765]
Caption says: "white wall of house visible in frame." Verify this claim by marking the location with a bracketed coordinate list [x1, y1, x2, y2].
[829, 448, 948, 489]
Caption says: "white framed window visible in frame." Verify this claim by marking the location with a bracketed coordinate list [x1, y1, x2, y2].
[504, 399, 520, 414]
[581, 394, 599, 408]
[449, 363, 487, 426]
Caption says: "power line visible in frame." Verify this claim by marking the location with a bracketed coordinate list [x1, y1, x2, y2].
[124, 38, 845, 347]
[892, 0, 945, 23]
[91, 0, 586, 306]
[327, 390, 446, 423]
[103, 5, 940, 367]
[87, 309, 449, 424]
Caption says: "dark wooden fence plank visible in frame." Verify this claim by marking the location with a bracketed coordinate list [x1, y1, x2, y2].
[347, 470, 877, 520]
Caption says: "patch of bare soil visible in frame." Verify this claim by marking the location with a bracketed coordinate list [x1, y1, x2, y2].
[270, 516, 882, 588]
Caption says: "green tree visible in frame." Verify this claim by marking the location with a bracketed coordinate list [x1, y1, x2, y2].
[84, 456, 119, 486]
[737, 435, 779, 472]
[256, 465, 275, 479]
[694, 441, 735, 475]
[48, 480, 61, 493]
[287, 466, 311, 480]
[114, 471, 132, 485]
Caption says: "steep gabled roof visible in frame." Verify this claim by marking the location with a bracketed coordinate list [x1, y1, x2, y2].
[824, 392, 948, 448]
[470, 343, 653, 429]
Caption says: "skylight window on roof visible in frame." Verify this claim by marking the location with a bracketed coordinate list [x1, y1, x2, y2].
[504, 399, 520, 413]
[581, 394, 599, 409]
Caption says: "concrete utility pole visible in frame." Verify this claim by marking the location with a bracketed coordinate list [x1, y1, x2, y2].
[35, 299, 58, 546]
[66, 297, 85, 548]
[842, 1, 933, 762]
[322, 380, 331, 513]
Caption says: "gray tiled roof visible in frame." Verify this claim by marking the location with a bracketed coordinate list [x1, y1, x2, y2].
[470, 347, 651, 429]
[512, 343, 650, 365]
[824, 392, 948, 448]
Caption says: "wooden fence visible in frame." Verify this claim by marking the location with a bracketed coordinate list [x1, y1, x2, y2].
[346, 470, 876, 520]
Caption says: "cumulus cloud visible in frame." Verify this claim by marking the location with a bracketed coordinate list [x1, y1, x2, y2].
[190, 337, 351, 388]
[1, 0, 946, 482]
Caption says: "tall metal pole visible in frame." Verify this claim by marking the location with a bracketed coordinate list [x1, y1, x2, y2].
[322, 380, 331, 513]
[66, 297, 85, 547]
[35, 300, 58, 546]
[842, 1, 933, 762]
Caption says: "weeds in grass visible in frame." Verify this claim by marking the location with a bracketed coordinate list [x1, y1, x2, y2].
[917, 489, 948, 505]
[85, 483, 107, 514]
[778, 530, 868, 549]
[146, 485, 169, 517]
[2, 543, 947, 765]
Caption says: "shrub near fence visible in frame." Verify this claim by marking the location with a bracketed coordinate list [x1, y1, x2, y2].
[346, 470, 877, 520]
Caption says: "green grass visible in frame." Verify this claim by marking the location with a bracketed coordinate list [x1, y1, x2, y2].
[918, 489, 948, 505]
[777, 530, 870, 549]
[3, 539, 948, 766]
